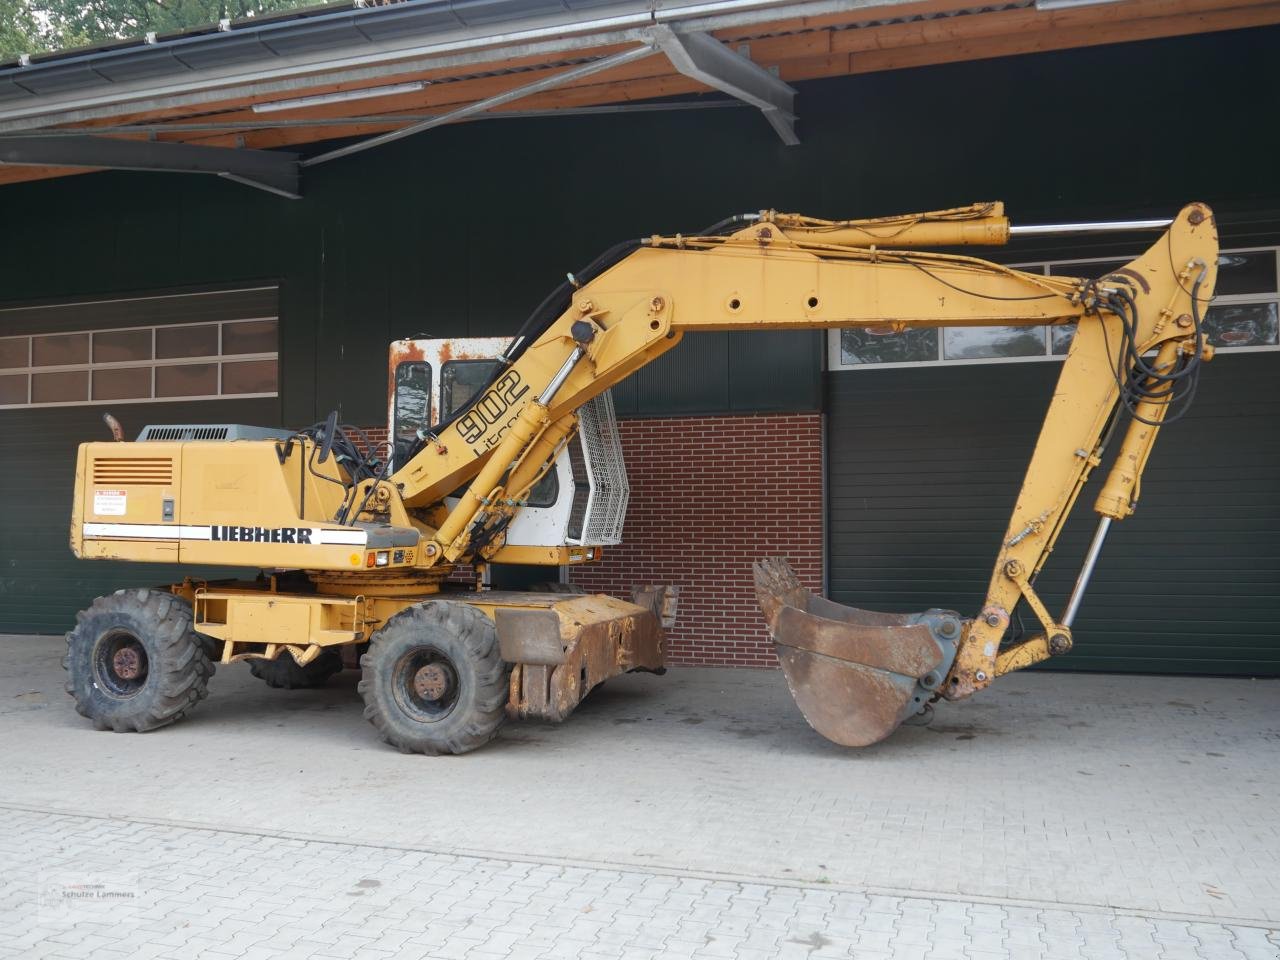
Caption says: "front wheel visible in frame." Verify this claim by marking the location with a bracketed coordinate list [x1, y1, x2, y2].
[63, 589, 214, 732]
[358, 601, 509, 755]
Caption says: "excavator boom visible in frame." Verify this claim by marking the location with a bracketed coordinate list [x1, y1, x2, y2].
[387, 201, 1218, 744]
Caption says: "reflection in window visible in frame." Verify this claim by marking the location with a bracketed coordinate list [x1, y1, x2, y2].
[92, 367, 151, 401]
[32, 333, 89, 367]
[1203, 302, 1279, 348]
[222, 319, 277, 355]
[944, 326, 1046, 361]
[834, 244, 1280, 371]
[93, 329, 152, 364]
[393, 362, 432, 467]
[840, 328, 938, 364]
[1048, 260, 1127, 279]
[221, 359, 276, 394]
[1050, 323, 1077, 356]
[1, 313, 280, 409]
[156, 363, 218, 398]
[0, 338, 29, 369]
[156, 324, 218, 359]
[442, 360, 501, 415]
[32, 370, 87, 403]
[1215, 252, 1278, 296]
[0, 374, 27, 404]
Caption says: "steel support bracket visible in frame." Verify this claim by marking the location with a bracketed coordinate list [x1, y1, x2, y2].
[0, 135, 301, 198]
[652, 26, 798, 145]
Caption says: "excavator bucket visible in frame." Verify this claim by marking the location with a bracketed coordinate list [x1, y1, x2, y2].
[753, 558, 962, 747]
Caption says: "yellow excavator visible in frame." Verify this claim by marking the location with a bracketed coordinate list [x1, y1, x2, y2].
[64, 201, 1218, 753]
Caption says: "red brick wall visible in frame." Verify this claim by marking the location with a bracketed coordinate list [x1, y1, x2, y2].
[363, 413, 826, 667]
[568, 413, 824, 668]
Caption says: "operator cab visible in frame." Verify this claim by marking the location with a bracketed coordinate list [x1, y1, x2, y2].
[387, 337, 629, 558]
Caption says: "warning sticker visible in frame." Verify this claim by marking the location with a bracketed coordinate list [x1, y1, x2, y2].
[93, 490, 127, 516]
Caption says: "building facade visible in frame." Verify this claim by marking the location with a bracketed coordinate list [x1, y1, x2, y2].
[1, 25, 1277, 675]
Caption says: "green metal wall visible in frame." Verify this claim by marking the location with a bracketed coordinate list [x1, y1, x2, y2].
[826, 351, 1280, 676]
[0, 25, 1277, 637]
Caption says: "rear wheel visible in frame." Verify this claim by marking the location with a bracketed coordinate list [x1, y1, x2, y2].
[249, 649, 343, 689]
[63, 589, 214, 732]
[358, 600, 509, 755]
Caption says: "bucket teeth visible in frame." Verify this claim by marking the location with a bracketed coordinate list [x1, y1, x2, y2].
[753, 558, 959, 747]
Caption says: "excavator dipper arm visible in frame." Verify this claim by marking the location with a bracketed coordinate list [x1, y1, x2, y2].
[385, 201, 1218, 746]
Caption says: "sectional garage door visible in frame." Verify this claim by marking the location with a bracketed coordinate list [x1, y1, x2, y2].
[0, 287, 280, 634]
[825, 351, 1280, 676]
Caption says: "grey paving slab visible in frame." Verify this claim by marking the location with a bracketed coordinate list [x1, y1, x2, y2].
[4, 808, 1280, 960]
[2, 632, 1279, 935]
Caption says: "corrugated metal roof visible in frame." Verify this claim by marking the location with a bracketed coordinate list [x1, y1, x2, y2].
[0, 0, 756, 105]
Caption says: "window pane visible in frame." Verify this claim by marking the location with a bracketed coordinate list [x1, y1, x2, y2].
[1203, 302, 1279, 348]
[32, 370, 87, 403]
[93, 328, 152, 363]
[156, 324, 218, 359]
[1215, 252, 1277, 296]
[1050, 322, 1077, 356]
[1048, 260, 1128, 279]
[92, 367, 151, 401]
[393, 361, 432, 466]
[31, 333, 89, 367]
[944, 326, 1046, 360]
[221, 359, 277, 394]
[0, 338, 28, 370]
[156, 363, 217, 397]
[222, 319, 277, 355]
[0, 374, 26, 404]
[527, 471, 559, 509]
[442, 360, 500, 416]
[839, 328, 937, 365]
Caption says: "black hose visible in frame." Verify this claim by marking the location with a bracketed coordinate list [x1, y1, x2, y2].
[400, 238, 643, 464]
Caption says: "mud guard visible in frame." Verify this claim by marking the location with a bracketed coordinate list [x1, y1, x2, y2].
[754, 558, 960, 747]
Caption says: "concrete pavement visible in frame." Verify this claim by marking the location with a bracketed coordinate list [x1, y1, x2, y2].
[2, 633, 1278, 958]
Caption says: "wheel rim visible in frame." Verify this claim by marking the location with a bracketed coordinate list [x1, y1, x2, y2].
[93, 629, 149, 698]
[392, 647, 460, 722]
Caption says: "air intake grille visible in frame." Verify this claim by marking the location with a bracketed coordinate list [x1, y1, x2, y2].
[136, 424, 291, 442]
[92, 457, 174, 486]
[140, 425, 229, 441]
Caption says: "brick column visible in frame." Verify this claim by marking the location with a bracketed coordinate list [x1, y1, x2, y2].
[569, 413, 824, 668]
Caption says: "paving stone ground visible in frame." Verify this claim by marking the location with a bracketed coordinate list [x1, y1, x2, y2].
[2, 633, 1278, 958]
[3, 809, 1278, 960]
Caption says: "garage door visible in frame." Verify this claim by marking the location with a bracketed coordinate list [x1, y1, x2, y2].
[0, 287, 280, 635]
[826, 353, 1280, 676]
[825, 241, 1280, 676]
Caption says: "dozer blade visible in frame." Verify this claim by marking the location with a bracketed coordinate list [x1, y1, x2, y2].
[753, 558, 961, 747]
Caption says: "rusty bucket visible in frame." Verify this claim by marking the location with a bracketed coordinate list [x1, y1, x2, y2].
[753, 558, 961, 747]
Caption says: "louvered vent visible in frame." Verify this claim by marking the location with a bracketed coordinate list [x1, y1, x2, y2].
[92, 457, 174, 486]
[140, 425, 229, 441]
[136, 424, 290, 442]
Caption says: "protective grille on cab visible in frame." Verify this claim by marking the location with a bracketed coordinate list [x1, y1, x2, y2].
[570, 391, 629, 546]
[92, 458, 174, 486]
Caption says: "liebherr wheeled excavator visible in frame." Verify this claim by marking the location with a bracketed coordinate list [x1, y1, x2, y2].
[65, 201, 1218, 753]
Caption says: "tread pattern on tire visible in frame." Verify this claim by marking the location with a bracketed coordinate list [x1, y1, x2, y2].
[63, 588, 214, 733]
[358, 600, 509, 756]
[248, 649, 343, 689]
